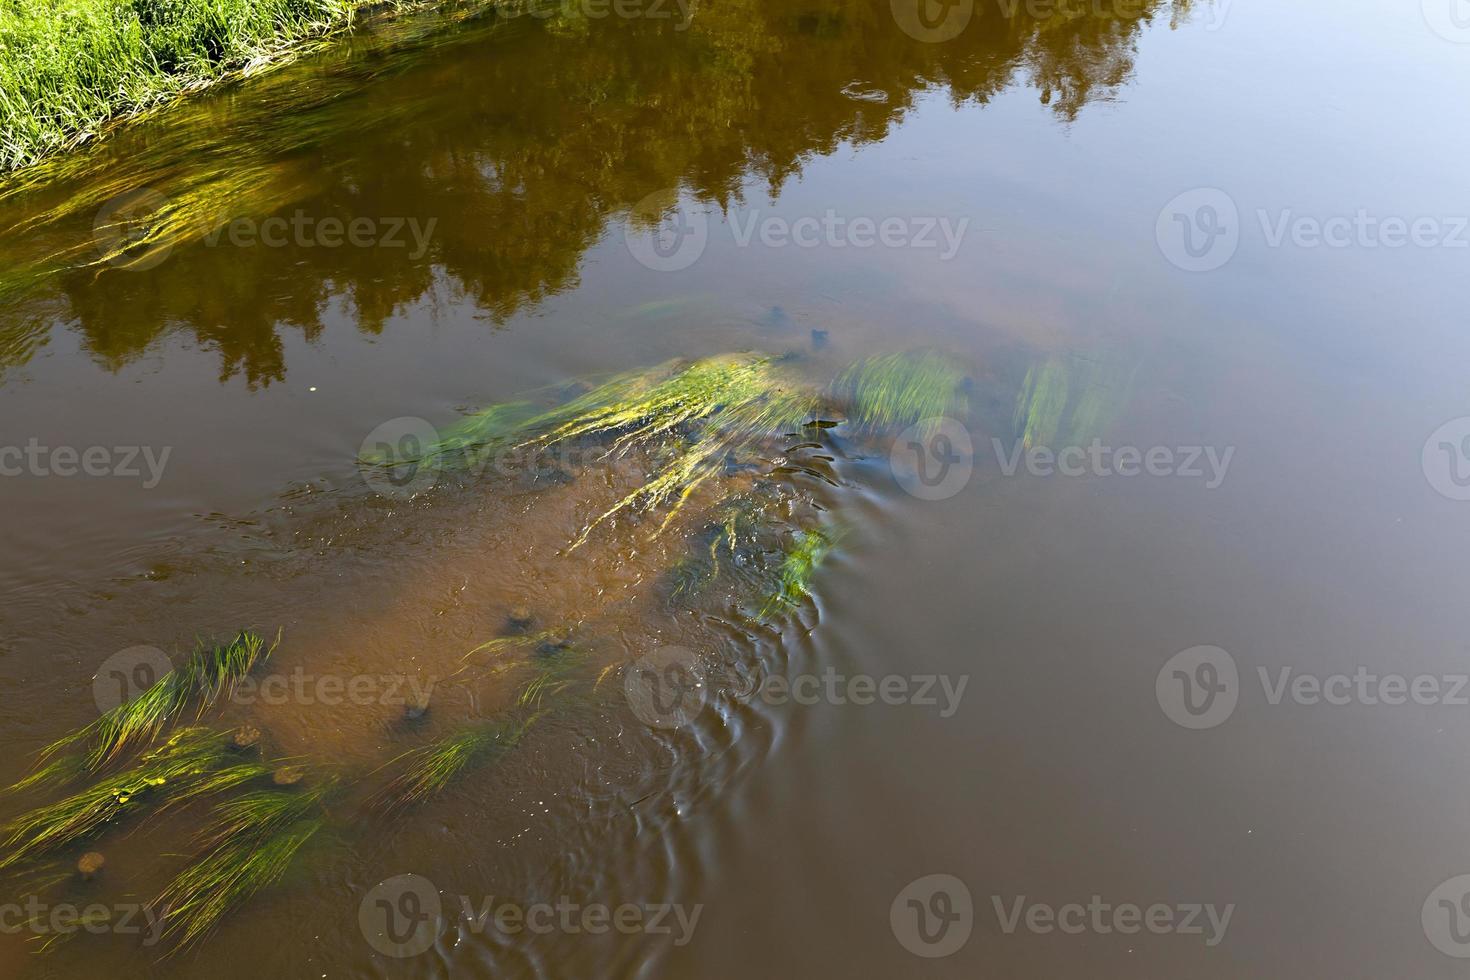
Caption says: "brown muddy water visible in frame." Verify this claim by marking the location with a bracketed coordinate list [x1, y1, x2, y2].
[2, 0, 1470, 976]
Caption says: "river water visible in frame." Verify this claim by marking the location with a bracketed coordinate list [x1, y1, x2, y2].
[2, 0, 1470, 976]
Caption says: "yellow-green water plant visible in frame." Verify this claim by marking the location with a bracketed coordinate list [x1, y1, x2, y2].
[519, 355, 824, 548]
[370, 713, 540, 813]
[155, 779, 335, 949]
[18, 630, 279, 790]
[384, 353, 823, 548]
[515, 644, 585, 709]
[1012, 352, 1136, 450]
[0, 727, 274, 870]
[828, 350, 970, 438]
[761, 525, 839, 620]
[0, 159, 315, 301]
[369, 349, 969, 555]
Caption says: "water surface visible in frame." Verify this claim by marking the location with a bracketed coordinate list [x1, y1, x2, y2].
[3, 0, 1470, 976]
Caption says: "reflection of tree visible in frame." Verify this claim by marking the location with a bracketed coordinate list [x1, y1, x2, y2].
[0, 0, 1192, 387]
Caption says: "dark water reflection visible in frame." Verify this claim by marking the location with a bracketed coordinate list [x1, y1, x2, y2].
[0, 0, 1198, 385]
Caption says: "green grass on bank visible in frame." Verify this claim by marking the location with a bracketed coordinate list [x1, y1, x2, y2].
[0, 0, 382, 173]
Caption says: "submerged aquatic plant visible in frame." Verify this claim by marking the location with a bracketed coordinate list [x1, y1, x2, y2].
[522, 355, 819, 547]
[1012, 353, 1135, 450]
[372, 714, 538, 812]
[1014, 357, 1071, 450]
[516, 646, 585, 709]
[372, 350, 973, 549]
[0, 728, 272, 870]
[829, 350, 969, 437]
[21, 630, 278, 786]
[461, 629, 561, 663]
[391, 354, 820, 548]
[156, 781, 333, 949]
[667, 497, 768, 602]
[761, 526, 838, 619]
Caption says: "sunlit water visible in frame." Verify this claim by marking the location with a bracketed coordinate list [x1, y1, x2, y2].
[2, 0, 1470, 976]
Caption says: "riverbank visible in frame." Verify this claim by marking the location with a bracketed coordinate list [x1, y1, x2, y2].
[0, 0, 431, 175]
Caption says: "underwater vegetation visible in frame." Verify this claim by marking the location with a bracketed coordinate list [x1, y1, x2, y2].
[156, 780, 335, 947]
[393, 353, 823, 548]
[761, 526, 839, 619]
[18, 630, 277, 789]
[667, 497, 769, 603]
[0, 727, 273, 870]
[830, 350, 970, 438]
[372, 713, 538, 813]
[376, 349, 969, 548]
[1012, 352, 1136, 450]
[0, 347, 968, 956]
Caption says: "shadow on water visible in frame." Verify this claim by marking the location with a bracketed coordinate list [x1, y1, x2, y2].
[0, 0, 1207, 386]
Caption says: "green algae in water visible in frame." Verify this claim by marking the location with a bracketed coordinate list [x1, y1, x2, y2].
[156, 780, 335, 949]
[0, 727, 273, 870]
[383, 350, 972, 550]
[372, 713, 539, 812]
[829, 350, 969, 437]
[19, 630, 278, 788]
[387, 354, 822, 549]
[1012, 353, 1136, 450]
[762, 526, 839, 619]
